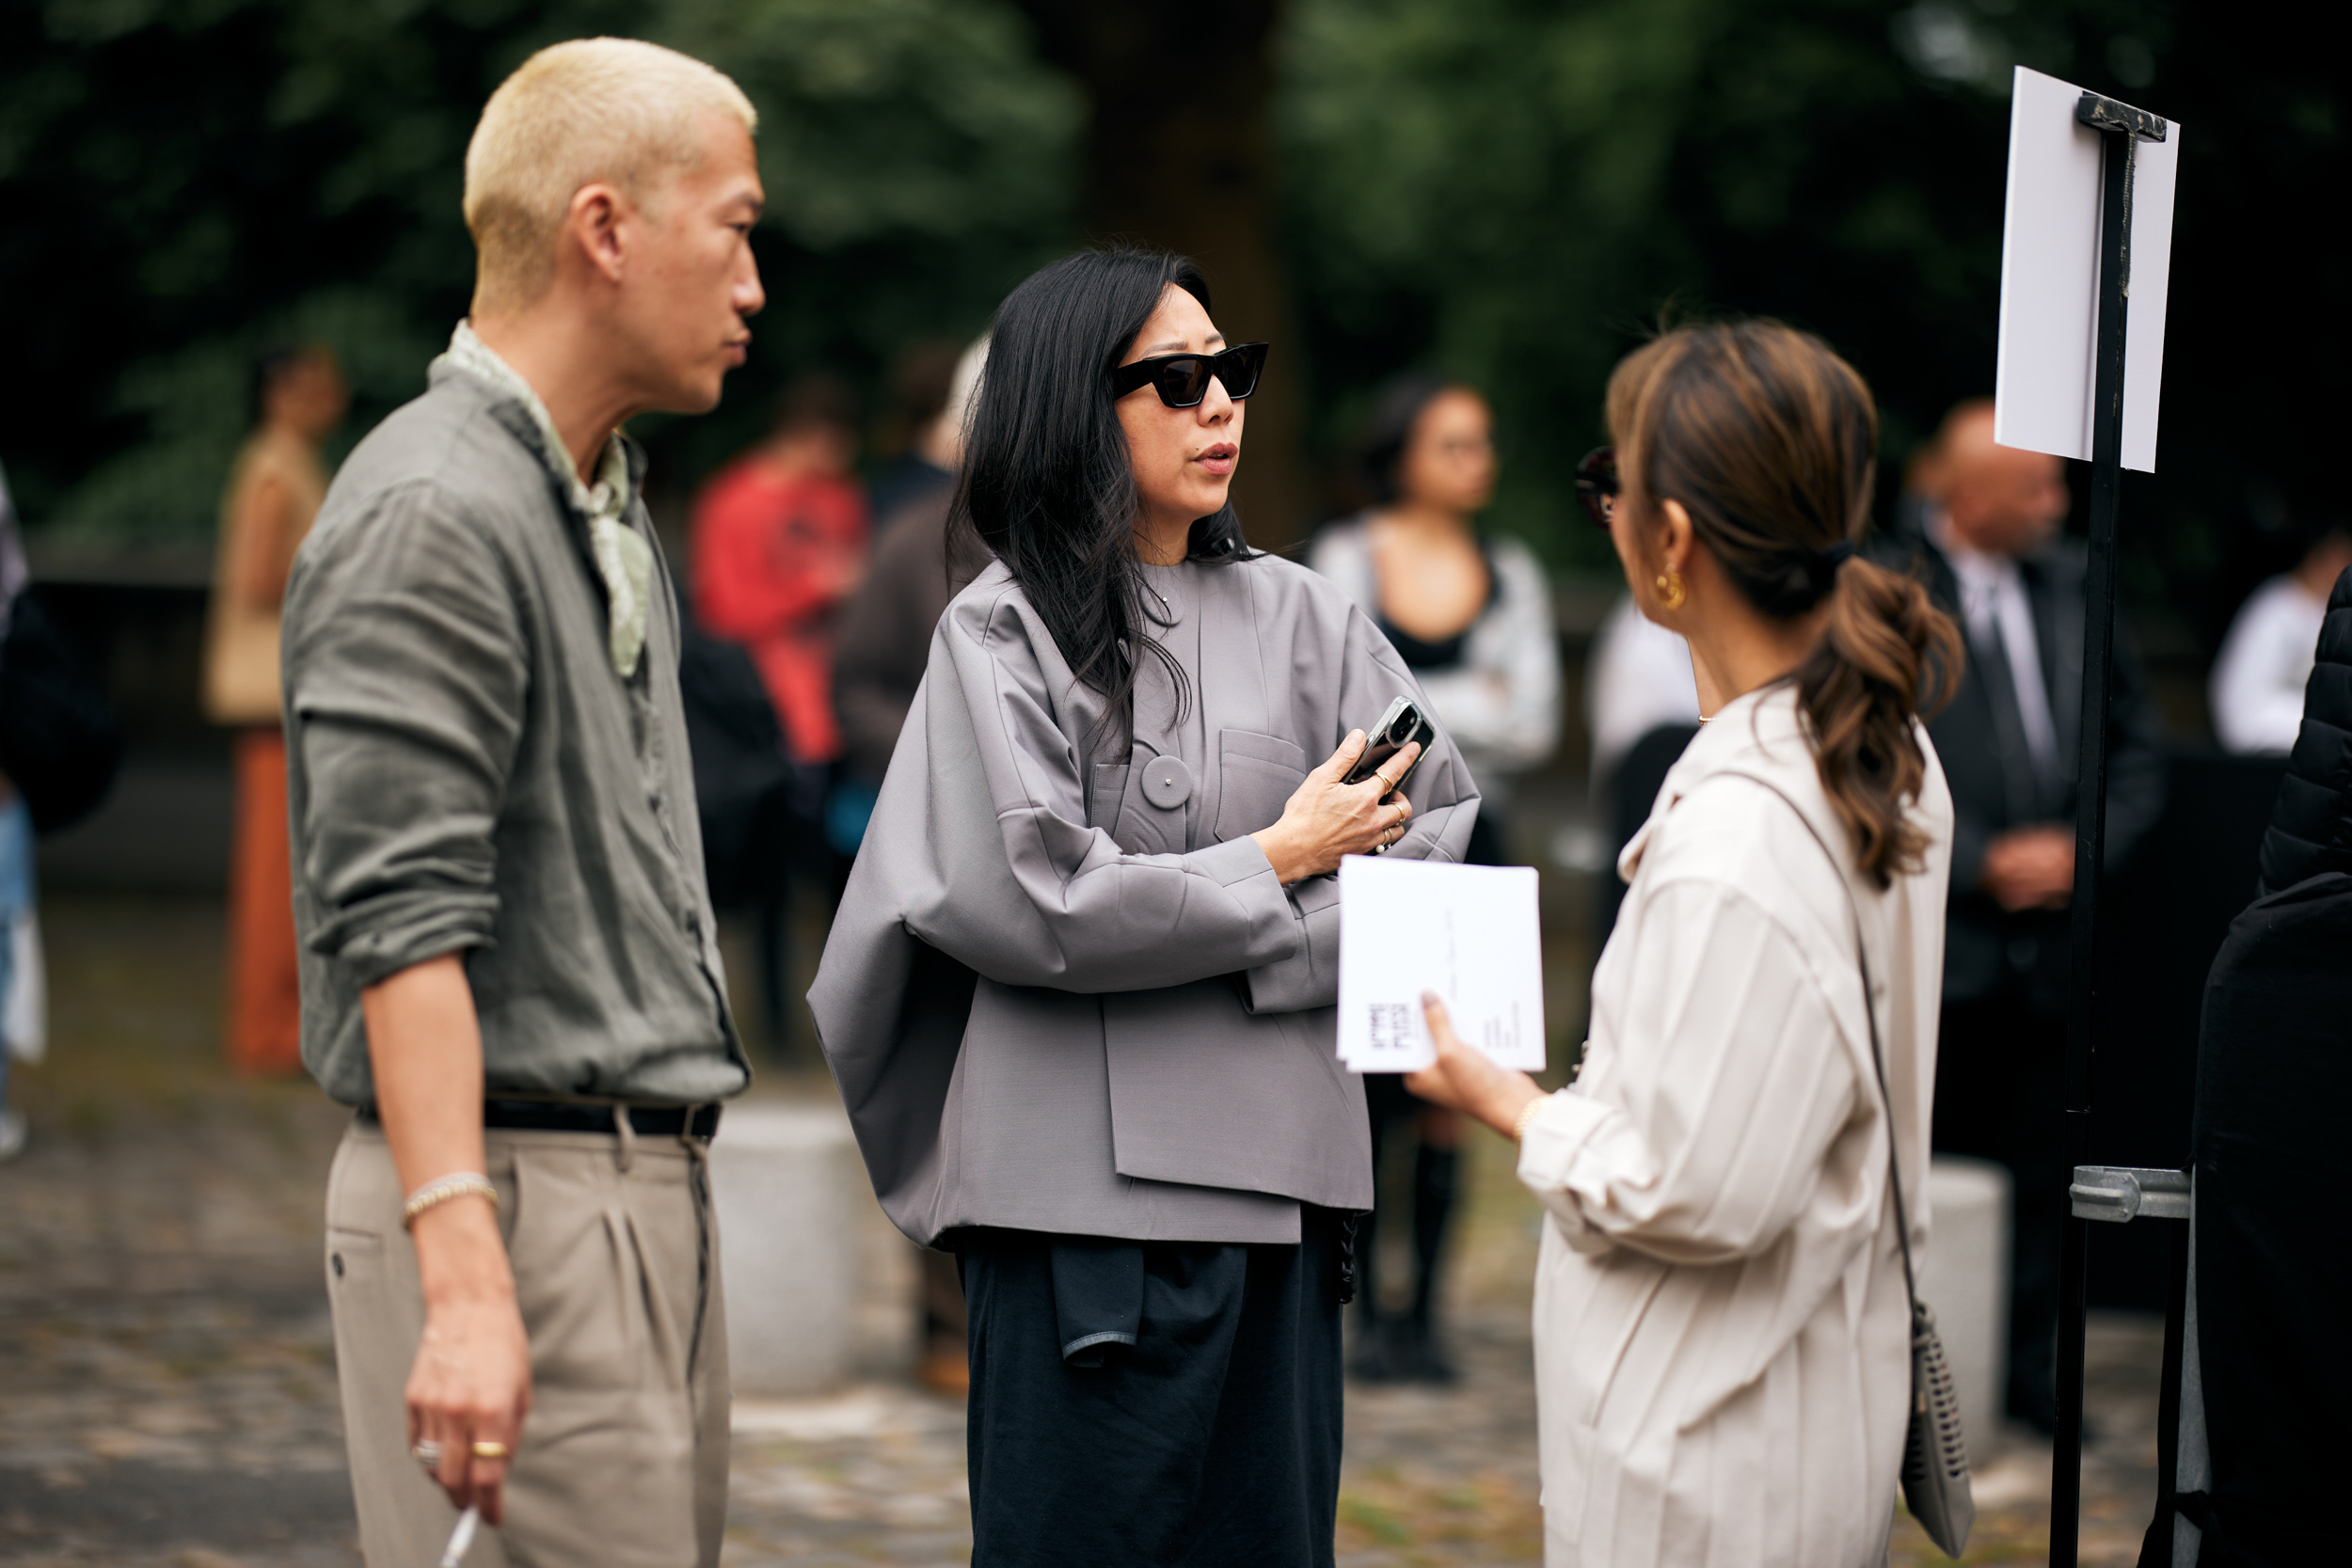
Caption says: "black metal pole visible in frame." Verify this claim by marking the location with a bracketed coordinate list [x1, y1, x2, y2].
[2053, 91, 2153, 1568]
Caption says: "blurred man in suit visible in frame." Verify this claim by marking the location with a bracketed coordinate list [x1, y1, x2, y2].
[1884, 399, 2166, 1432]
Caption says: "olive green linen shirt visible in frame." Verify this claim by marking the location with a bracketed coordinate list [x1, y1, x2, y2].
[283, 355, 749, 1109]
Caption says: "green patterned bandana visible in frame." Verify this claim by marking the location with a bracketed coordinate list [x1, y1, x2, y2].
[436, 322, 652, 679]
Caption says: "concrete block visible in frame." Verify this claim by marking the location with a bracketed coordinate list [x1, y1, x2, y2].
[709, 1102, 866, 1397]
[1921, 1155, 2011, 1460]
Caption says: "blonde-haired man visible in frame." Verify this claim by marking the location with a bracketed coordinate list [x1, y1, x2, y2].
[283, 38, 763, 1566]
[464, 37, 757, 317]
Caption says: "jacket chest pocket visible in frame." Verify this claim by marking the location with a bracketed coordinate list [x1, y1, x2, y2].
[1213, 729, 1308, 843]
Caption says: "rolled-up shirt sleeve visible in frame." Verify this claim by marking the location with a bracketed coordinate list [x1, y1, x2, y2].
[1516, 878, 1862, 1266]
[284, 483, 524, 987]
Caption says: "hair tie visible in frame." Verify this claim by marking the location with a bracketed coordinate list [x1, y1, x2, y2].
[1819, 539, 1857, 569]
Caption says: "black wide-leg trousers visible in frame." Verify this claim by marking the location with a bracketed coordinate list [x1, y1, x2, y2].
[959, 1212, 1345, 1568]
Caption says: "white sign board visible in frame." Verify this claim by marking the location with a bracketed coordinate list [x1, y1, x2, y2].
[1336, 856, 1545, 1074]
[1994, 66, 2180, 473]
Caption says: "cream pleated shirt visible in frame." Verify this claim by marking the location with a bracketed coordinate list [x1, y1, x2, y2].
[1520, 685, 1952, 1567]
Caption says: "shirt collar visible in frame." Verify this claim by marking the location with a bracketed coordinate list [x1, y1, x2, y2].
[433, 321, 632, 525]
[1614, 684, 1809, 884]
[1925, 507, 2019, 592]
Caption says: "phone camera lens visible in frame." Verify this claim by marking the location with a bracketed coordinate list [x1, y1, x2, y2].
[1390, 714, 1414, 743]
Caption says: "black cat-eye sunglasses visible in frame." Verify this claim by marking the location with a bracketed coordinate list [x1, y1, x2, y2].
[1110, 341, 1270, 409]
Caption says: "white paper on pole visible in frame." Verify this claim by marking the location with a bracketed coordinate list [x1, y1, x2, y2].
[1993, 65, 2180, 473]
[2122, 118, 2179, 471]
[1336, 856, 1545, 1074]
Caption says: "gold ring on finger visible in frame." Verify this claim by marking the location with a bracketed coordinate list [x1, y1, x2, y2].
[470, 1440, 512, 1460]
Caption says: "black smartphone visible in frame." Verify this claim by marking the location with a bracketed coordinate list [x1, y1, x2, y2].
[1342, 695, 1436, 795]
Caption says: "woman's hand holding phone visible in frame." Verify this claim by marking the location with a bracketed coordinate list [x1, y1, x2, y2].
[1250, 730, 1419, 885]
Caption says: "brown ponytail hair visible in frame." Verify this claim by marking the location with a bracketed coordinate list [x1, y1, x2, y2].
[1606, 321, 1962, 887]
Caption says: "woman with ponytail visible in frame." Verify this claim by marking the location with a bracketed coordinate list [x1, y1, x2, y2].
[1407, 321, 1963, 1566]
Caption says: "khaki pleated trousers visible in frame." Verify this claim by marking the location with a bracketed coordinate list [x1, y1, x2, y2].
[324, 1119, 730, 1567]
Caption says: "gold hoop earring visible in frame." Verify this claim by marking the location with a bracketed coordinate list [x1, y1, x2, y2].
[1654, 570, 1687, 611]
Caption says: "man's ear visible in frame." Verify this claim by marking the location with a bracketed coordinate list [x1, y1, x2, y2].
[564, 182, 629, 286]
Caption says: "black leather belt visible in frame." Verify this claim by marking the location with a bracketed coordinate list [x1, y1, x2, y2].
[357, 1101, 722, 1138]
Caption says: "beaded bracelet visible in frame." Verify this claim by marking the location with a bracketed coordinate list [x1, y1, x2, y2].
[401, 1172, 500, 1231]
[1511, 1094, 1550, 1145]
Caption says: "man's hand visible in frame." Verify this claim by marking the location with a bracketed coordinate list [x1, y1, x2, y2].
[1981, 825, 2075, 912]
[1250, 731, 1419, 884]
[1404, 992, 1544, 1141]
[406, 1201, 531, 1522]
[362, 954, 532, 1525]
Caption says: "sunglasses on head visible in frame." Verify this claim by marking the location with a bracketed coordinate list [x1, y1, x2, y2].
[1111, 341, 1269, 409]
[1574, 446, 1618, 530]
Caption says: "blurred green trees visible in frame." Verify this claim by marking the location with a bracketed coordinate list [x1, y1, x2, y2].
[1277, 0, 2049, 556]
[5, 0, 2344, 651]
[0, 0, 1077, 538]
[1278, 0, 2349, 641]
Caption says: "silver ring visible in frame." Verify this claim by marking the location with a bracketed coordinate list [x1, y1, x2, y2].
[412, 1439, 444, 1468]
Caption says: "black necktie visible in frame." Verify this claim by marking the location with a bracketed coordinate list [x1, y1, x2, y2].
[1970, 623, 2044, 826]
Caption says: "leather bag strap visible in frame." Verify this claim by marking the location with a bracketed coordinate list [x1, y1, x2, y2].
[1712, 771, 1923, 1311]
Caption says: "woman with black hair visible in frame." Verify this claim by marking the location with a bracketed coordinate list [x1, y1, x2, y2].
[1309, 374, 1559, 1382]
[811, 248, 1480, 1565]
[1312, 375, 1559, 866]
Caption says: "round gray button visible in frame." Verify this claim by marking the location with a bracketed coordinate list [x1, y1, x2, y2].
[1141, 755, 1193, 810]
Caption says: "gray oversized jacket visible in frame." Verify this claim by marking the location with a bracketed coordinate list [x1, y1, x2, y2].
[283, 361, 748, 1109]
[808, 553, 1480, 1246]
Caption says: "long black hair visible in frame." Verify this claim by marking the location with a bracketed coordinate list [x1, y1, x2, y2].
[1354, 371, 1460, 507]
[950, 247, 1254, 742]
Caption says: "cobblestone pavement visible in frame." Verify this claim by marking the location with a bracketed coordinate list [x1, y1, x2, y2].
[4, 893, 2167, 1566]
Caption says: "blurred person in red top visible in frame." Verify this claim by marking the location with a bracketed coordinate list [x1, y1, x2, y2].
[691, 374, 869, 768]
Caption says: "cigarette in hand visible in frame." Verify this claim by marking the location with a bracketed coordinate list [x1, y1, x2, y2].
[441, 1505, 480, 1567]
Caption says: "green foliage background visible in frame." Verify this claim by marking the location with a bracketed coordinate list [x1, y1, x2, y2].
[1278, 0, 2348, 635]
[1, 0, 1078, 537]
[1279, 0, 2018, 564]
[4, 0, 2344, 649]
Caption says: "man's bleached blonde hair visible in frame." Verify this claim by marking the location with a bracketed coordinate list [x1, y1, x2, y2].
[463, 38, 757, 315]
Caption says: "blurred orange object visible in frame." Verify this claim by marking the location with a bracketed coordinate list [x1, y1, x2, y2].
[226, 728, 302, 1075]
[691, 462, 869, 765]
[918, 1344, 970, 1398]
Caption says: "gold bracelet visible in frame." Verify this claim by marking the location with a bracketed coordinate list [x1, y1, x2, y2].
[1511, 1093, 1550, 1145]
[401, 1173, 499, 1231]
